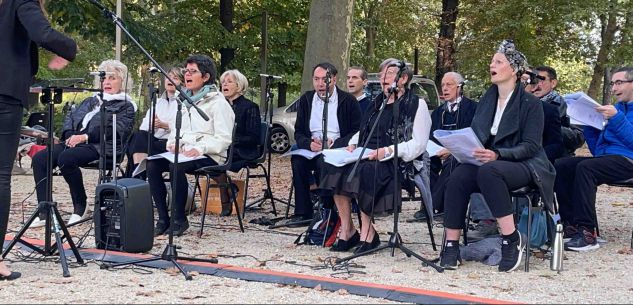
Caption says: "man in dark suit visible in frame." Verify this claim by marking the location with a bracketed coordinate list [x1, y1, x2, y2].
[0, 0, 77, 280]
[410, 72, 477, 222]
[288, 62, 361, 225]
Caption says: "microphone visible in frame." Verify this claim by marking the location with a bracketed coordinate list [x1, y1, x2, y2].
[148, 67, 160, 73]
[259, 74, 282, 80]
[89, 71, 114, 76]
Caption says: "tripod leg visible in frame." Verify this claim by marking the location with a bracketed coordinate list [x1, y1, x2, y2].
[51, 206, 84, 264]
[2, 207, 43, 258]
[49, 206, 70, 277]
[262, 165, 277, 216]
[170, 258, 193, 280]
[284, 183, 293, 218]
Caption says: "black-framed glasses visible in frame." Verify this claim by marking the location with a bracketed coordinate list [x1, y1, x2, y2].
[609, 80, 633, 87]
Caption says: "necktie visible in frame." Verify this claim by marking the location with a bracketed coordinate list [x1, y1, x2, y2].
[449, 103, 457, 113]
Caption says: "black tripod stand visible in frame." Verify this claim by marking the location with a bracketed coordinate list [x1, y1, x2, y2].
[243, 74, 287, 216]
[335, 62, 443, 273]
[2, 87, 84, 277]
[88, 0, 218, 280]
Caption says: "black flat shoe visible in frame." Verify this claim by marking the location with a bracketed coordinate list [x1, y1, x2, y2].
[354, 233, 381, 254]
[330, 231, 360, 252]
[170, 220, 190, 237]
[0, 271, 21, 281]
[154, 219, 170, 237]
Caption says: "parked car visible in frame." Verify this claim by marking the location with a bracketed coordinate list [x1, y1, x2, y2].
[268, 74, 441, 154]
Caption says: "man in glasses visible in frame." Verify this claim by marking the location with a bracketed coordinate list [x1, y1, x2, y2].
[532, 66, 585, 156]
[409, 71, 477, 222]
[554, 66, 633, 252]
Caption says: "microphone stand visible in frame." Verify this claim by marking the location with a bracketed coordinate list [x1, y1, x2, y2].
[2, 86, 84, 277]
[335, 65, 443, 273]
[146, 74, 160, 158]
[88, 0, 217, 280]
[244, 75, 286, 215]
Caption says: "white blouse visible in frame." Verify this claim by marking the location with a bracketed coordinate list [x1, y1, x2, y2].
[139, 94, 179, 139]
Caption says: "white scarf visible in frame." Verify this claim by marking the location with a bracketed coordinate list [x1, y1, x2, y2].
[81, 92, 135, 130]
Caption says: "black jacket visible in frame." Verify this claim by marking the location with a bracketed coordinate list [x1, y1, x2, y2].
[471, 83, 556, 212]
[541, 101, 565, 164]
[294, 87, 361, 150]
[0, 0, 76, 106]
[231, 95, 261, 161]
[62, 96, 136, 157]
[429, 96, 477, 173]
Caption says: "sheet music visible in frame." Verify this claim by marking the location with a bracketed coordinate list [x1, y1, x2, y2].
[281, 148, 322, 159]
[564, 92, 605, 130]
[426, 140, 445, 157]
[132, 152, 207, 177]
[432, 127, 484, 166]
[322, 147, 375, 167]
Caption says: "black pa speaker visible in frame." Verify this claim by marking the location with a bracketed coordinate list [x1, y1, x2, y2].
[94, 178, 154, 253]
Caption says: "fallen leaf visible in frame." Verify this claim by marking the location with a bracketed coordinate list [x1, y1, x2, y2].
[189, 271, 200, 276]
[611, 202, 625, 207]
[165, 267, 180, 276]
[314, 284, 322, 291]
[46, 278, 73, 284]
[155, 235, 168, 240]
[391, 267, 402, 273]
[206, 253, 219, 258]
[336, 288, 349, 295]
[257, 261, 267, 267]
[617, 247, 633, 255]
[467, 273, 479, 279]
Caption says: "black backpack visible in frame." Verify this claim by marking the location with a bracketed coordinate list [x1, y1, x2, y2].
[294, 208, 340, 247]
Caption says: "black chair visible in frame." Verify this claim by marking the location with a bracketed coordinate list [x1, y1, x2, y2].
[402, 185, 437, 251]
[239, 122, 278, 217]
[192, 123, 244, 236]
[25, 112, 48, 129]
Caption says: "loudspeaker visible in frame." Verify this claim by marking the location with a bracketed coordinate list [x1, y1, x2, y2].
[94, 178, 154, 253]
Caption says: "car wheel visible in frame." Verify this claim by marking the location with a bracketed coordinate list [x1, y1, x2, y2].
[269, 126, 290, 154]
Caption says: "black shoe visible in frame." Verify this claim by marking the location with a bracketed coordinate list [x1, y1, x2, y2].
[354, 233, 380, 254]
[564, 227, 599, 252]
[154, 219, 170, 237]
[498, 233, 527, 272]
[440, 241, 461, 270]
[285, 215, 312, 228]
[170, 220, 190, 237]
[330, 231, 360, 252]
[466, 221, 499, 243]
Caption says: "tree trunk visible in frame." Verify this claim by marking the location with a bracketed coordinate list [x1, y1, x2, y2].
[364, 1, 377, 60]
[588, 4, 618, 101]
[219, 0, 234, 73]
[435, 0, 459, 88]
[301, 0, 355, 93]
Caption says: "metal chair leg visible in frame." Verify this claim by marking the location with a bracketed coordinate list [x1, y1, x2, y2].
[199, 175, 211, 237]
[227, 177, 244, 233]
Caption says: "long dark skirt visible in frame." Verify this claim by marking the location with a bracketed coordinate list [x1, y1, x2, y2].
[319, 160, 398, 215]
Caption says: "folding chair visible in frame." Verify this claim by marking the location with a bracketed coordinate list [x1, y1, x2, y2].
[606, 178, 633, 248]
[192, 123, 244, 236]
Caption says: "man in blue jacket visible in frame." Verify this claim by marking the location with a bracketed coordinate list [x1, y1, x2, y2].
[555, 66, 633, 251]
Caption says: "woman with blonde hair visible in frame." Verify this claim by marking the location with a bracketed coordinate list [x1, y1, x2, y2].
[31, 59, 136, 228]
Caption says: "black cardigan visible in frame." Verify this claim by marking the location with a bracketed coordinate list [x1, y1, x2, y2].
[294, 87, 361, 150]
[471, 83, 556, 212]
[0, 0, 76, 106]
[231, 95, 261, 161]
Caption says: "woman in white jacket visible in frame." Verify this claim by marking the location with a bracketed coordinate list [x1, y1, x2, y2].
[146, 55, 235, 236]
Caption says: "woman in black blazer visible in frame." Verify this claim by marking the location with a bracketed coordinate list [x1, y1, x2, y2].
[439, 40, 555, 273]
[0, 0, 76, 280]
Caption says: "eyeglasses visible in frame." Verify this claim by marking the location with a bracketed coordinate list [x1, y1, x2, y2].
[183, 69, 201, 75]
[609, 80, 633, 87]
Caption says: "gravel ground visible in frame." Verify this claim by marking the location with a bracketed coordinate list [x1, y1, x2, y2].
[1, 150, 632, 304]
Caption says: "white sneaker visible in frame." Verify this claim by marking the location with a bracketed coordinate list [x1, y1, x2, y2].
[67, 212, 89, 226]
[29, 217, 46, 228]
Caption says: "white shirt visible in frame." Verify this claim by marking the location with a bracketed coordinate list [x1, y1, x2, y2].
[446, 96, 462, 113]
[309, 88, 340, 144]
[140, 94, 178, 139]
[490, 94, 512, 136]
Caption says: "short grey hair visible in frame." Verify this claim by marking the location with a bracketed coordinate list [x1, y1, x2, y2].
[379, 58, 413, 86]
[443, 72, 465, 84]
[220, 69, 249, 95]
[614, 67, 633, 81]
[93, 59, 134, 93]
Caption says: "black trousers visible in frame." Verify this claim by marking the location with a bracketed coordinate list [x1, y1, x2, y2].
[146, 157, 217, 223]
[443, 161, 532, 229]
[32, 143, 100, 217]
[554, 155, 633, 230]
[430, 156, 460, 213]
[0, 98, 23, 244]
[291, 155, 330, 218]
